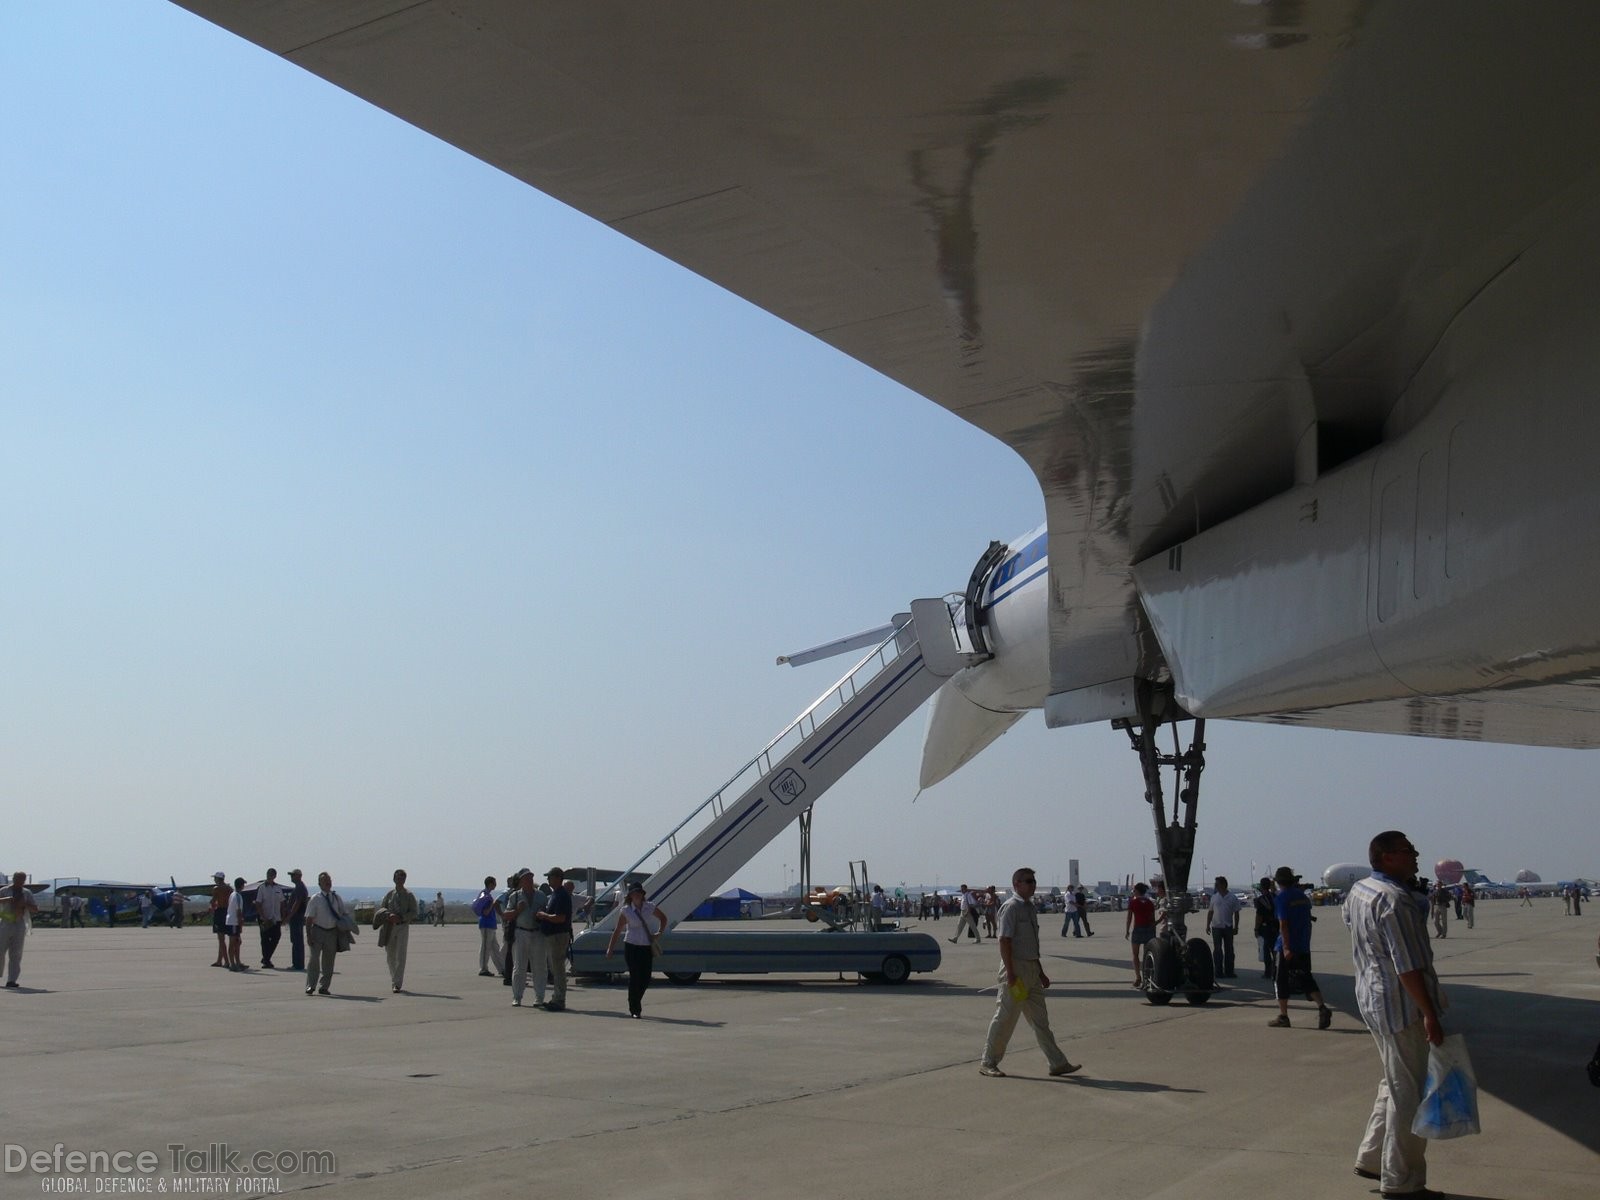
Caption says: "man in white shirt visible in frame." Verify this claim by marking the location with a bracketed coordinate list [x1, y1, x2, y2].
[1204, 876, 1244, 979]
[304, 872, 351, 996]
[1061, 888, 1083, 938]
[1344, 831, 1446, 1200]
[255, 868, 285, 969]
[948, 885, 983, 944]
[503, 870, 547, 1008]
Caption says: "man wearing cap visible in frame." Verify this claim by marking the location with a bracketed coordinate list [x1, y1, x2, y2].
[504, 869, 547, 1007]
[1270, 866, 1333, 1029]
[1345, 831, 1447, 1200]
[532, 867, 573, 1010]
[255, 868, 285, 969]
[978, 867, 1080, 1078]
[284, 869, 309, 971]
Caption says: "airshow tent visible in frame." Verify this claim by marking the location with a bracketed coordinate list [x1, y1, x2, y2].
[688, 887, 765, 920]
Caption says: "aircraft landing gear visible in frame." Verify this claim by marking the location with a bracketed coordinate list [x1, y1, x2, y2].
[1116, 682, 1216, 1006]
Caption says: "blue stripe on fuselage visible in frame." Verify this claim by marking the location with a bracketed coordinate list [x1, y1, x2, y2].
[985, 531, 1048, 607]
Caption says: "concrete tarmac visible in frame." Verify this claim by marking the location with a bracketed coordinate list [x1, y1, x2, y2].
[3, 903, 1595, 1198]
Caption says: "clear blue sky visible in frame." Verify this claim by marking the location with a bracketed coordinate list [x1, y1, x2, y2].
[4, 3, 1595, 894]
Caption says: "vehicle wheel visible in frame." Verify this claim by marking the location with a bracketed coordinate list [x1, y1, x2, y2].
[1184, 938, 1215, 991]
[663, 971, 701, 984]
[1185, 990, 1211, 1006]
[1146, 991, 1172, 1005]
[879, 955, 911, 985]
[1145, 938, 1181, 992]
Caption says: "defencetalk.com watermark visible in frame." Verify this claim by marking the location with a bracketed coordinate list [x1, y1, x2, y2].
[5, 1143, 336, 1193]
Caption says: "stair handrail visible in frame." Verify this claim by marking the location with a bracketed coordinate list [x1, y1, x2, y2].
[585, 615, 918, 921]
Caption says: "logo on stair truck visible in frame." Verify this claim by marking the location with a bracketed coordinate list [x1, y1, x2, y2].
[769, 769, 806, 806]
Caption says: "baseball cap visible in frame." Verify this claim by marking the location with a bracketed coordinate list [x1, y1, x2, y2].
[212, 872, 225, 881]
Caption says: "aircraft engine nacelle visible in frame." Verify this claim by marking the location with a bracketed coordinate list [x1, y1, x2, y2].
[1133, 222, 1600, 745]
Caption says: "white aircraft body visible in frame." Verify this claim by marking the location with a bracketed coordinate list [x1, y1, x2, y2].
[168, 3, 1600, 900]
[1322, 863, 1373, 892]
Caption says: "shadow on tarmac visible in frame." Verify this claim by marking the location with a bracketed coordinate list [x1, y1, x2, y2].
[560, 1009, 727, 1028]
[1052, 1076, 1203, 1094]
[1443, 980, 1600, 1154]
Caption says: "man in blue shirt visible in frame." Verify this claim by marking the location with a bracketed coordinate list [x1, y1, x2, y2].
[473, 876, 503, 977]
[1269, 866, 1333, 1029]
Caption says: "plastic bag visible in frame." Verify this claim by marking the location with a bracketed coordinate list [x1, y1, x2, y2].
[1411, 1034, 1481, 1139]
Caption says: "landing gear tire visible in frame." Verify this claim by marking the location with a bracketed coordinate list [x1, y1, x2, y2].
[1184, 938, 1215, 990]
[663, 971, 701, 984]
[1185, 990, 1212, 1006]
[1145, 938, 1181, 991]
[879, 955, 911, 985]
[1147, 991, 1173, 1006]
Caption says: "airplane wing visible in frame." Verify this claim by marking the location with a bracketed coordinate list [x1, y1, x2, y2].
[53, 882, 155, 897]
[169, 2, 1600, 746]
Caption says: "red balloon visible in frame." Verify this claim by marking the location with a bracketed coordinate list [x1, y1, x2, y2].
[1434, 859, 1464, 885]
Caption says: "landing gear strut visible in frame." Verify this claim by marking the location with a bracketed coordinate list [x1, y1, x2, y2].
[1115, 683, 1214, 1005]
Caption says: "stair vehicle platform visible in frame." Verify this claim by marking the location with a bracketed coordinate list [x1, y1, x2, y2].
[571, 927, 941, 985]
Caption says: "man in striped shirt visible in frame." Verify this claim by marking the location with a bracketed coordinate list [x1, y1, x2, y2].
[1344, 831, 1447, 1200]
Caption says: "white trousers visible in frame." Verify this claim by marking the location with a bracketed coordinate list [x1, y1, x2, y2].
[1356, 1020, 1430, 1195]
[511, 929, 540, 1002]
[0, 921, 26, 984]
[479, 926, 504, 973]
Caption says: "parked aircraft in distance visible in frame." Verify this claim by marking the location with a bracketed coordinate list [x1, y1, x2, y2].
[51, 878, 213, 922]
[170, 4, 1600, 916]
[1321, 863, 1372, 892]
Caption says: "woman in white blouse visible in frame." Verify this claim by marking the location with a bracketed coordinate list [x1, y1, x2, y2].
[606, 882, 667, 1018]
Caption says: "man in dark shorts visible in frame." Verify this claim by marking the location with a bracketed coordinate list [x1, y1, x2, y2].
[1270, 866, 1333, 1029]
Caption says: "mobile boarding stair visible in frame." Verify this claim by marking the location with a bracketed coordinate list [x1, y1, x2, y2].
[570, 598, 977, 983]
